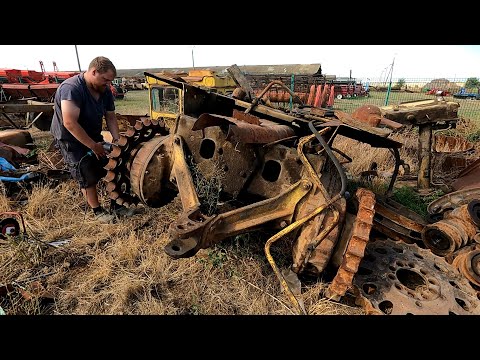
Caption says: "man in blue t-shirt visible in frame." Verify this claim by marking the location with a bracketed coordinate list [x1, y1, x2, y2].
[51, 56, 126, 222]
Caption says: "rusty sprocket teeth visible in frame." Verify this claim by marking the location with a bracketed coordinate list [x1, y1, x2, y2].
[103, 117, 169, 206]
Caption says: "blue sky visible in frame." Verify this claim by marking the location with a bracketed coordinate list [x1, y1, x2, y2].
[0, 45, 478, 80]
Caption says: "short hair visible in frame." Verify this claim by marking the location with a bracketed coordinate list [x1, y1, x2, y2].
[88, 56, 117, 77]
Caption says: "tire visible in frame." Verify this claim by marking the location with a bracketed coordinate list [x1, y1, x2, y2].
[336, 94, 343, 100]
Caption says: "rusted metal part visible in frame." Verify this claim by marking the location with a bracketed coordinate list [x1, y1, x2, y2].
[177, 114, 257, 199]
[293, 202, 341, 274]
[171, 135, 201, 212]
[353, 239, 480, 315]
[129, 135, 172, 207]
[326, 188, 376, 301]
[313, 85, 322, 108]
[351, 105, 383, 127]
[418, 123, 433, 189]
[372, 197, 426, 246]
[320, 84, 329, 108]
[422, 219, 470, 256]
[193, 113, 295, 144]
[434, 134, 474, 153]
[451, 158, 480, 192]
[327, 84, 335, 108]
[114, 113, 146, 128]
[379, 117, 404, 130]
[422, 202, 480, 256]
[254, 90, 309, 104]
[232, 109, 260, 125]
[307, 85, 315, 106]
[264, 197, 332, 315]
[468, 199, 480, 226]
[427, 187, 480, 218]
[333, 110, 393, 138]
[165, 179, 313, 259]
[380, 99, 460, 190]
[451, 245, 480, 287]
[226, 64, 255, 102]
[104, 117, 169, 206]
[380, 99, 460, 126]
[291, 132, 345, 275]
[232, 87, 247, 100]
[264, 179, 341, 312]
[245, 80, 304, 114]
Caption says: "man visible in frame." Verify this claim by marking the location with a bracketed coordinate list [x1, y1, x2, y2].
[50, 56, 130, 222]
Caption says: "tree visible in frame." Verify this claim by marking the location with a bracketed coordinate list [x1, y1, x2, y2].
[395, 78, 406, 89]
[465, 77, 480, 90]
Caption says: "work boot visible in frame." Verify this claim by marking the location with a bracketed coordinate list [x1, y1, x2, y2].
[112, 205, 144, 218]
[93, 207, 115, 223]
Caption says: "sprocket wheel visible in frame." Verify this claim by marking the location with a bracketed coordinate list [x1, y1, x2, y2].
[353, 239, 480, 315]
[104, 117, 169, 207]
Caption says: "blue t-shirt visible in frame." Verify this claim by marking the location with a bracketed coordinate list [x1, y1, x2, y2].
[50, 72, 115, 151]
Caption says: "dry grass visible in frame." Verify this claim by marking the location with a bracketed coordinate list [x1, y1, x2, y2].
[333, 130, 419, 179]
[0, 173, 362, 315]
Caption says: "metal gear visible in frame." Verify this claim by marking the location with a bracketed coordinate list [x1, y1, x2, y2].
[353, 239, 480, 315]
[103, 117, 169, 207]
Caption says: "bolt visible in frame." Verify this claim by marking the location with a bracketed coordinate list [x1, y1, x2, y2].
[303, 182, 311, 190]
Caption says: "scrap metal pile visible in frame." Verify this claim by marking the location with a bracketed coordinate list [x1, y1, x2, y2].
[85, 71, 480, 314]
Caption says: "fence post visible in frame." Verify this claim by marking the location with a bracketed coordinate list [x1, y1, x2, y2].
[290, 74, 295, 111]
[384, 81, 392, 106]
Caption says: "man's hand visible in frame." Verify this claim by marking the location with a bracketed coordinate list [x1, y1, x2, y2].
[90, 142, 108, 159]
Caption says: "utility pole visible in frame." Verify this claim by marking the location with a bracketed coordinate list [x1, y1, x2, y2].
[384, 55, 396, 106]
[191, 46, 195, 70]
[74, 45, 82, 72]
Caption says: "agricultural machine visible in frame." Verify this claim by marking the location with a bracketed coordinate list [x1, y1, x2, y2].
[0, 65, 78, 131]
[101, 69, 480, 315]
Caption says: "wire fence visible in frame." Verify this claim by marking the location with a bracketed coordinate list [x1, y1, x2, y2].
[262, 76, 480, 121]
[332, 77, 480, 121]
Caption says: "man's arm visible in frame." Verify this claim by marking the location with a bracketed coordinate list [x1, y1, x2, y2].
[61, 100, 106, 158]
[104, 111, 120, 142]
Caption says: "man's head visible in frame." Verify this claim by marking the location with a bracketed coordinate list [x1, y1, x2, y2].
[85, 56, 117, 93]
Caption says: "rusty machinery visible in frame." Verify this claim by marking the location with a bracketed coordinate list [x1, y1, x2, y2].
[102, 72, 480, 315]
[380, 99, 460, 190]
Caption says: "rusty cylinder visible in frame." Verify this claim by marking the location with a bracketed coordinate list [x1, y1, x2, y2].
[422, 201, 480, 257]
[452, 249, 480, 286]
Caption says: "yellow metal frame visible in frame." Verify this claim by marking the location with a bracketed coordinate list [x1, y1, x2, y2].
[146, 71, 237, 121]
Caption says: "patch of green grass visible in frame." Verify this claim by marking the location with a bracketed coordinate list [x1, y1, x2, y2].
[391, 186, 444, 218]
[114, 89, 149, 115]
[347, 180, 444, 218]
